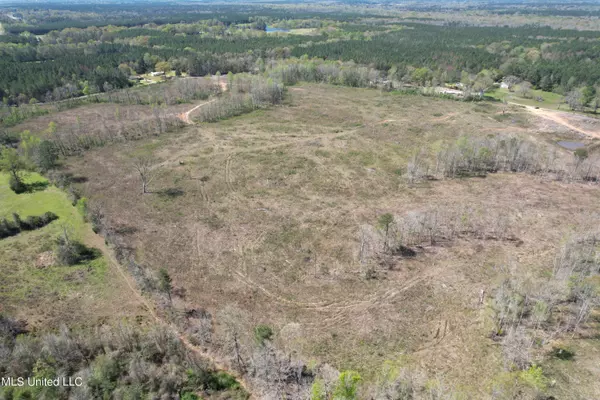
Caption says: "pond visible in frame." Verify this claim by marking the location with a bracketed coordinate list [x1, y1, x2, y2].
[266, 26, 290, 33]
[557, 141, 585, 150]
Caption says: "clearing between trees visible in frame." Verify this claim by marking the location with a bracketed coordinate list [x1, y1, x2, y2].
[48, 84, 600, 399]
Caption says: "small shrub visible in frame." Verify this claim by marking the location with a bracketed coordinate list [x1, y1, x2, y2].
[46, 170, 74, 189]
[0, 212, 58, 239]
[333, 370, 362, 400]
[396, 245, 417, 257]
[0, 217, 20, 239]
[55, 234, 100, 265]
[549, 346, 574, 361]
[254, 324, 273, 345]
[89, 205, 104, 233]
[209, 371, 240, 391]
[310, 378, 327, 400]
[67, 186, 82, 206]
[0, 130, 20, 147]
[519, 365, 548, 391]
[87, 354, 121, 398]
[76, 197, 89, 220]
[574, 148, 588, 160]
[9, 175, 26, 194]
[41, 212, 59, 225]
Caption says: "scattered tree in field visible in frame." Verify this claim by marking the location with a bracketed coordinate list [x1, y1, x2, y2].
[332, 371, 361, 400]
[55, 226, 99, 265]
[311, 379, 327, 400]
[473, 71, 494, 95]
[377, 213, 394, 253]
[518, 81, 532, 98]
[158, 268, 173, 303]
[133, 154, 158, 194]
[503, 75, 521, 91]
[254, 324, 273, 345]
[591, 96, 600, 113]
[218, 306, 249, 373]
[34, 140, 59, 172]
[372, 365, 421, 400]
[405, 150, 429, 184]
[411, 67, 432, 86]
[572, 148, 589, 178]
[155, 61, 171, 74]
[0, 147, 26, 193]
[582, 85, 596, 107]
[566, 89, 585, 111]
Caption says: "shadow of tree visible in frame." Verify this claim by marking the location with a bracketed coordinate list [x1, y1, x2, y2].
[157, 188, 185, 199]
[24, 180, 50, 193]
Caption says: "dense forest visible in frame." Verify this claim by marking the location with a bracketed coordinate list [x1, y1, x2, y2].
[1, 2, 600, 106]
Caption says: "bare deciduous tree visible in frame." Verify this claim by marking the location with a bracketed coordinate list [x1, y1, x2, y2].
[218, 305, 250, 373]
[133, 155, 159, 194]
[502, 326, 533, 370]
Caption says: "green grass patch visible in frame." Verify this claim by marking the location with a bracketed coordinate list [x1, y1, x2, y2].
[0, 173, 81, 231]
[0, 172, 108, 314]
[486, 87, 564, 110]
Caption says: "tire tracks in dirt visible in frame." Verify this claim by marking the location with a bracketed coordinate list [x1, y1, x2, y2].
[187, 169, 210, 205]
[194, 125, 366, 162]
[199, 183, 210, 203]
[511, 102, 600, 139]
[233, 267, 432, 329]
[225, 155, 241, 201]
[314, 274, 431, 332]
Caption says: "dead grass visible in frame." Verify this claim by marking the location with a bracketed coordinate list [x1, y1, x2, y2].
[8, 102, 191, 136]
[63, 84, 600, 397]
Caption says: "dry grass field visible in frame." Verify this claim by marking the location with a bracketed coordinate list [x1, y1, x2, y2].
[46, 84, 600, 397]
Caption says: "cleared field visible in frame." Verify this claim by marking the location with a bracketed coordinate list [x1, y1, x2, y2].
[63, 84, 600, 397]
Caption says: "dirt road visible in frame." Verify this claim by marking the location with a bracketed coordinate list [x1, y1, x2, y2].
[178, 99, 217, 124]
[513, 103, 600, 139]
[177, 77, 227, 124]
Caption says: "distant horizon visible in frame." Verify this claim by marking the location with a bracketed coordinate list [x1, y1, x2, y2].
[3, 0, 600, 5]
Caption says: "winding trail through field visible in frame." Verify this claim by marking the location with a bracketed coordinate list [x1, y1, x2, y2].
[512, 103, 600, 139]
[83, 228, 255, 398]
[177, 77, 228, 124]
[179, 99, 218, 124]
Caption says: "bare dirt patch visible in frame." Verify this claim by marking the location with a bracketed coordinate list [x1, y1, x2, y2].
[518, 103, 600, 139]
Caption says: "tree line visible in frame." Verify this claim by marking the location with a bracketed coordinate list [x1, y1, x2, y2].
[405, 134, 600, 184]
[2, 14, 600, 106]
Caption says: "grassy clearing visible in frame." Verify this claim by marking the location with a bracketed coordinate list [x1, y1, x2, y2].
[0, 172, 141, 328]
[64, 84, 600, 397]
[289, 28, 318, 35]
[487, 87, 564, 109]
[0, 173, 83, 235]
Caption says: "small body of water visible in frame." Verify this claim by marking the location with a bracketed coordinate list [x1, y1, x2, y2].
[557, 140, 585, 150]
[266, 26, 290, 33]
